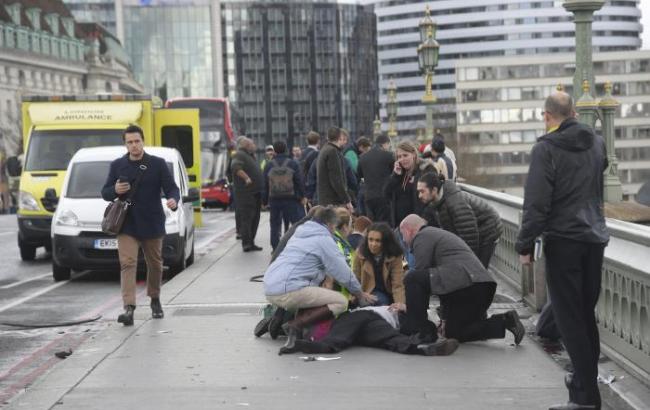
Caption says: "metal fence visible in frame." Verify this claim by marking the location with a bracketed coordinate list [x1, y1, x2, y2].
[461, 184, 650, 383]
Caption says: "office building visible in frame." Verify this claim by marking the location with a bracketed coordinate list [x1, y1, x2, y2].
[364, 0, 641, 141]
[455, 50, 650, 198]
[120, 0, 379, 146]
[63, 0, 118, 36]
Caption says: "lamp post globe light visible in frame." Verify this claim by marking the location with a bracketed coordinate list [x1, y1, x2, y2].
[386, 80, 398, 138]
[417, 6, 439, 141]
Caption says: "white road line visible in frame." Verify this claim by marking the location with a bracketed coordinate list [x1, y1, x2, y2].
[0, 273, 51, 290]
[0, 281, 67, 314]
[195, 226, 235, 251]
[0, 271, 88, 313]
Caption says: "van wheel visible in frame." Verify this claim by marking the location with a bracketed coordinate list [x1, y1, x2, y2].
[186, 241, 195, 267]
[52, 261, 71, 281]
[19, 239, 36, 261]
[168, 241, 186, 277]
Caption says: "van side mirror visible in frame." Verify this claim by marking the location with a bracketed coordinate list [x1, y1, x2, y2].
[42, 188, 59, 212]
[183, 187, 200, 204]
[6, 157, 21, 177]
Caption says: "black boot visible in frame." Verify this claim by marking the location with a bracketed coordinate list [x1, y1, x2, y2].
[417, 337, 460, 356]
[280, 306, 333, 352]
[117, 305, 135, 326]
[268, 307, 286, 340]
[151, 298, 164, 319]
[279, 340, 334, 355]
[504, 310, 525, 345]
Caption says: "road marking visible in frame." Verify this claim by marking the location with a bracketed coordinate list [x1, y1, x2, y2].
[0, 281, 68, 314]
[0, 271, 89, 314]
[0, 231, 16, 237]
[0, 273, 51, 290]
[195, 226, 236, 251]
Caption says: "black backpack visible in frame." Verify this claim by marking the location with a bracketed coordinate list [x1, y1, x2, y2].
[268, 159, 295, 199]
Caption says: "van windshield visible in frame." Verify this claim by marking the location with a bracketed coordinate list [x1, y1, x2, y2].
[66, 161, 175, 199]
[25, 129, 123, 171]
[67, 162, 111, 198]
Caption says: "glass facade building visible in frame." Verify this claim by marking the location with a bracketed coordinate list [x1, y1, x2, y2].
[362, 0, 641, 141]
[122, 0, 215, 99]
[222, 1, 378, 146]
[455, 50, 650, 199]
[63, 0, 118, 36]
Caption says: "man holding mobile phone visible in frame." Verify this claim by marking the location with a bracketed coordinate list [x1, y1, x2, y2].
[102, 125, 180, 326]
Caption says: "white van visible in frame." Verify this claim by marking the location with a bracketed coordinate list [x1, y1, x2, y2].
[51, 146, 198, 281]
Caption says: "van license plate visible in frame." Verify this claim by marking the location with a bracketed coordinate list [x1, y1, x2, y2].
[94, 239, 118, 250]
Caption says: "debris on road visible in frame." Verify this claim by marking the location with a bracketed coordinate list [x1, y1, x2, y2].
[299, 356, 341, 362]
[54, 349, 72, 359]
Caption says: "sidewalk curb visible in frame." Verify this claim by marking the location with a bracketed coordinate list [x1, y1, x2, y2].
[5, 231, 239, 410]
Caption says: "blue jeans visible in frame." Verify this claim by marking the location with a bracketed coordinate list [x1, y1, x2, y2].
[270, 199, 301, 250]
[372, 289, 393, 306]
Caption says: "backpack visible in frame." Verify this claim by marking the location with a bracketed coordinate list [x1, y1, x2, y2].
[268, 159, 295, 199]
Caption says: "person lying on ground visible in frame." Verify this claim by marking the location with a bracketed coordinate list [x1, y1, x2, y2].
[278, 303, 459, 356]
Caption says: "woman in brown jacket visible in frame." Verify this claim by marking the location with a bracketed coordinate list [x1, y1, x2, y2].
[353, 222, 406, 306]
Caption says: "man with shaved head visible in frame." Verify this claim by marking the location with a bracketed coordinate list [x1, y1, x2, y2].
[399, 214, 524, 345]
[516, 92, 609, 410]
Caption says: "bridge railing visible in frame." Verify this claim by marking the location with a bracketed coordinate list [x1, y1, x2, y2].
[461, 183, 650, 383]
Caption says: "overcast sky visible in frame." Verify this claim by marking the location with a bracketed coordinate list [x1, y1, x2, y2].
[642, 1, 649, 48]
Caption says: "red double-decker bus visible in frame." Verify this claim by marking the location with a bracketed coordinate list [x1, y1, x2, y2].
[165, 98, 241, 209]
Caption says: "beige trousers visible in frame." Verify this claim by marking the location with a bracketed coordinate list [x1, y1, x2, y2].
[266, 287, 348, 316]
[117, 234, 163, 306]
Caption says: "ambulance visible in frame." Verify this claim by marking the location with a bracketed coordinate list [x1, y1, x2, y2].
[7, 95, 201, 261]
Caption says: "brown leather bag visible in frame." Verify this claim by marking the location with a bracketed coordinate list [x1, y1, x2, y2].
[101, 160, 148, 235]
[101, 199, 130, 235]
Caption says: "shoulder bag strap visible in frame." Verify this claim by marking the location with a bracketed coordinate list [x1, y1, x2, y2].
[125, 156, 149, 204]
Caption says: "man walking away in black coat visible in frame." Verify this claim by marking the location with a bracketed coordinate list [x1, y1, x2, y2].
[102, 125, 180, 326]
[516, 92, 609, 410]
[317, 127, 352, 211]
[399, 215, 524, 346]
[300, 131, 320, 185]
[358, 134, 394, 223]
[417, 173, 503, 268]
[230, 136, 264, 252]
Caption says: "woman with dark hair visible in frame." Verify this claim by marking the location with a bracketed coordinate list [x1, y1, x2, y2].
[353, 222, 405, 306]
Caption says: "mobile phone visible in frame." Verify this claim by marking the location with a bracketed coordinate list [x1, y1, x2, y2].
[118, 175, 129, 183]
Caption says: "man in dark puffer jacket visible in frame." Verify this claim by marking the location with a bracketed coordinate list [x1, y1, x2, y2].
[417, 173, 503, 268]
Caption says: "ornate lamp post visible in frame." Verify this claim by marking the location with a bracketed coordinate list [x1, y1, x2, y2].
[373, 115, 382, 139]
[417, 6, 439, 141]
[563, 0, 604, 103]
[386, 80, 398, 138]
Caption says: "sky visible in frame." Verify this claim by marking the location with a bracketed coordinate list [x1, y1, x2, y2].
[642, 1, 649, 49]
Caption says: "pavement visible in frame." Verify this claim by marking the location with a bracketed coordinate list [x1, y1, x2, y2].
[2, 215, 635, 410]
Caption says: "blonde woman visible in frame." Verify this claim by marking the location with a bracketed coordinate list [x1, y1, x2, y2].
[384, 141, 436, 227]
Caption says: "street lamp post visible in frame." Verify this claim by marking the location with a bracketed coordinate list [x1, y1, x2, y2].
[386, 80, 398, 138]
[373, 115, 382, 139]
[417, 6, 439, 141]
[565, 0, 622, 202]
[563, 0, 604, 103]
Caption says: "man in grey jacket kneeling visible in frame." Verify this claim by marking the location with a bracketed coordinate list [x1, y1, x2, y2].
[399, 214, 525, 345]
[263, 207, 375, 353]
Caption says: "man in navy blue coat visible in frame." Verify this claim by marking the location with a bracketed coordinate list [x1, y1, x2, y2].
[101, 125, 180, 326]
